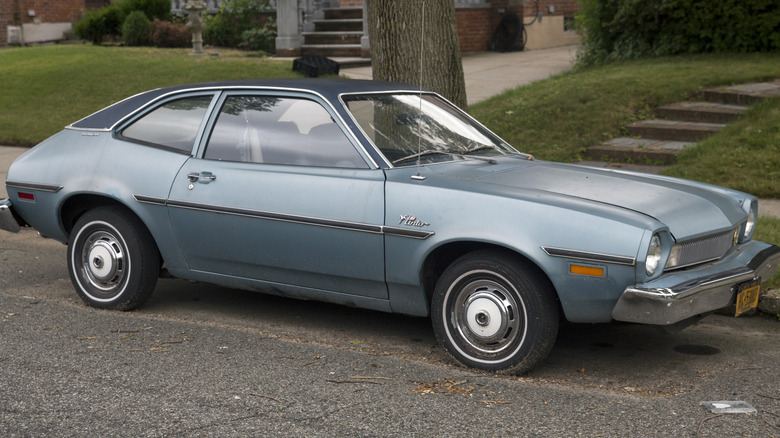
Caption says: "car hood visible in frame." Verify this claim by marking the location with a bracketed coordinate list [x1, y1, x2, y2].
[448, 159, 749, 240]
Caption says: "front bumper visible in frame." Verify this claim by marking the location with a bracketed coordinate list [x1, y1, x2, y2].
[612, 240, 780, 325]
[0, 198, 22, 233]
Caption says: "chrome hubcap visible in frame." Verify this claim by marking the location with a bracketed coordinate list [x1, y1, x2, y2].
[82, 231, 126, 293]
[454, 279, 522, 355]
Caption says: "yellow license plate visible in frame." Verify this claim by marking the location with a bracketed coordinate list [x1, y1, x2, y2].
[735, 280, 760, 317]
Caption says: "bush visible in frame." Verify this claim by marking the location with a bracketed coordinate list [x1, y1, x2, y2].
[117, 0, 172, 21]
[204, 0, 274, 48]
[151, 19, 191, 48]
[73, 6, 123, 44]
[577, 0, 780, 65]
[122, 10, 152, 46]
[239, 18, 277, 53]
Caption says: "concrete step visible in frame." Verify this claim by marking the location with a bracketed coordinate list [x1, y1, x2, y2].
[656, 102, 747, 124]
[702, 80, 780, 105]
[626, 119, 724, 142]
[303, 31, 362, 45]
[587, 80, 778, 167]
[313, 18, 363, 32]
[586, 137, 693, 165]
[324, 7, 362, 20]
[301, 44, 362, 57]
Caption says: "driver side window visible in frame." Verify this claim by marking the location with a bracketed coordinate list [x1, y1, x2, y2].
[204, 95, 368, 169]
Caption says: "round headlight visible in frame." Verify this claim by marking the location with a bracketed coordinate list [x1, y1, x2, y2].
[646, 234, 662, 276]
[744, 208, 756, 239]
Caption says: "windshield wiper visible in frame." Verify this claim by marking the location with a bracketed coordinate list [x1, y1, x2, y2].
[392, 150, 456, 166]
[459, 145, 499, 164]
[462, 145, 497, 155]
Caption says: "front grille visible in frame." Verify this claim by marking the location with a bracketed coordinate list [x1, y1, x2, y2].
[670, 228, 737, 270]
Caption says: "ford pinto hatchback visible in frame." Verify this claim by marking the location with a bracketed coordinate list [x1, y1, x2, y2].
[2, 79, 778, 373]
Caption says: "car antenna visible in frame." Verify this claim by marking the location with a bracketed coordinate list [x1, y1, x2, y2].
[412, 1, 427, 181]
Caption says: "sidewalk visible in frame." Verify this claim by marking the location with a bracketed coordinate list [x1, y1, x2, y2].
[341, 45, 579, 105]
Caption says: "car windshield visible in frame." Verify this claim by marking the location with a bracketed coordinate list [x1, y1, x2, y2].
[342, 93, 517, 166]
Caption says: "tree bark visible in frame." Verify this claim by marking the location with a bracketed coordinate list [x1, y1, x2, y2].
[366, 0, 468, 110]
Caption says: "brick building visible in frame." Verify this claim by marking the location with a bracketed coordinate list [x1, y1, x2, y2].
[2, 0, 578, 53]
[277, 0, 579, 57]
[0, 0, 108, 46]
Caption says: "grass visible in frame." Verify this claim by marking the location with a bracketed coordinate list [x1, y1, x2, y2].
[756, 218, 780, 289]
[0, 45, 297, 146]
[664, 99, 780, 198]
[470, 52, 780, 197]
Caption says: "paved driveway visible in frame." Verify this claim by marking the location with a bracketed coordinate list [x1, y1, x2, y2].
[2, 225, 779, 436]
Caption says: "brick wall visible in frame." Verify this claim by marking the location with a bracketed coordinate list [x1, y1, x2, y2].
[1, 1, 108, 46]
[0, 0, 14, 46]
[455, 7, 492, 53]
[18, 0, 84, 24]
[520, 0, 578, 17]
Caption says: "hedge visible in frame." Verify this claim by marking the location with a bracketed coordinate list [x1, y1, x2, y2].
[577, 0, 780, 65]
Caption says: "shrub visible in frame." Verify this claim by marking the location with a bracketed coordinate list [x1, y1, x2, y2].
[117, 0, 172, 21]
[239, 18, 277, 53]
[122, 11, 153, 46]
[204, 0, 274, 48]
[577, 0, 780, 65]
[73, 6, 123, 44]
[151, 19, 191, 48]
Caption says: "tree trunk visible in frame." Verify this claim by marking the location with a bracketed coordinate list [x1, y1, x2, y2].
[366, 0, 468, 110]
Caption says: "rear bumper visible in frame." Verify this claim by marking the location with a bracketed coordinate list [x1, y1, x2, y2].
[0, 198, 22, 233]
[612, 241, 780, 325]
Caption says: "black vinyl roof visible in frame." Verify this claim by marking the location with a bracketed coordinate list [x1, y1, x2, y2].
[69, 78, 421, 130]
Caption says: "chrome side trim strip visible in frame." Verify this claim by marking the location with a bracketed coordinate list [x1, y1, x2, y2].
[382, 226, 435, 240]
[5, 181, 63, 193]
[166, 199, 383, 234]
[541, 246, 636, 266]
[133, 195, 167, 206]
[136, 196, 435, 239]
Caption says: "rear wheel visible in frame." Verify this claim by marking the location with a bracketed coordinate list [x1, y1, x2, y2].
[67, 207, 159, 310]
[431, 250, 559, 374]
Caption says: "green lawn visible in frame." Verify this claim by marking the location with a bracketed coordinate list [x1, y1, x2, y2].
[469, 52, 780, 198]
[0, 45, 297, 146]
[756, 218, 780, 289]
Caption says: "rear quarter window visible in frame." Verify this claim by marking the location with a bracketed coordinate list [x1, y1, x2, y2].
[120, 95, 213, 153]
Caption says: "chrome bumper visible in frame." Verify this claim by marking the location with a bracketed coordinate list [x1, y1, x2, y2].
[0, 198, 21, 233]
[612, 241, 780, 325]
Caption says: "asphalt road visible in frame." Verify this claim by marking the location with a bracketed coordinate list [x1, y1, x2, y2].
[2, 227, 779, 437]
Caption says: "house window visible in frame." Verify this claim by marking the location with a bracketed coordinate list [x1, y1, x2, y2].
[564, 14, 576, 32]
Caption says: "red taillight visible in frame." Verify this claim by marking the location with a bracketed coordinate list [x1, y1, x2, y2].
[18, 192, 35, 201]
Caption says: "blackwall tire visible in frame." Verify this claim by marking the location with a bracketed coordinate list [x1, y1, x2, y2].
[431, 250, 559, 374]
[67, 207, 159, 310]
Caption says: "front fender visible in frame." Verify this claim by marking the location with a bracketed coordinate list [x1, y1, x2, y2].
[383, 167, 659, 321]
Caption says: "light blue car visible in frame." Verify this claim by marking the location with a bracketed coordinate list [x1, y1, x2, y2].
[2, 79, 778, 373]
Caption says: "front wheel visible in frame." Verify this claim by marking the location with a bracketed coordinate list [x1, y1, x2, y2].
[67, 207, 160, 310]
[431, 250, 559, 374]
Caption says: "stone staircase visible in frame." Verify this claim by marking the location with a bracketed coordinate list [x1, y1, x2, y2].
[301, 7, 366, 59]
[586, 80, 780, 166]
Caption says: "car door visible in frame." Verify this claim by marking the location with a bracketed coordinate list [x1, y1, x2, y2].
[166, 92, 388, 299]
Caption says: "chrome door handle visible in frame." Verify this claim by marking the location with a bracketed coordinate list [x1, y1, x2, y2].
[187, 172, 217, 183]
